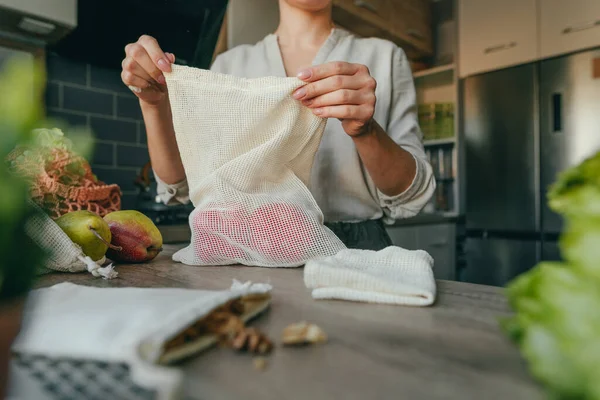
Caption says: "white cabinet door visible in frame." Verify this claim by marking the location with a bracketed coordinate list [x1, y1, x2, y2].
[458, 0, 538, 77]
[540, 0, 600, 59]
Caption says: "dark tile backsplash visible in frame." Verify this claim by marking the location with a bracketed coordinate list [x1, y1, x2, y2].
[90, 116, 138, 143]
[46, 54, 87, 86]
[63, 86, 114, 115]
[117, 143, 150, 167]
[91, 142, 115, 166]
[46, 109, 88, 128]
[45, 82, 60, 108]
[45, 52, 148, 210]
[93, 166, 140, 194]
[116, 95, 143, 120]
[90, 64, 131, 94]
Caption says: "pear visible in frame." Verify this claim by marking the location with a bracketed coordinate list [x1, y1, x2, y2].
[55, 210, 121, 261]
[103, 210, 163, 263]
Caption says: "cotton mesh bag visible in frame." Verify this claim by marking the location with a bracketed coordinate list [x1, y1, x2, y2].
[164, 65, 346, 267]
[24, 200, 117, 279]
[12, 280, 273, 400]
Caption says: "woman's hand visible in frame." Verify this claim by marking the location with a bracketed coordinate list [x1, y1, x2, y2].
[293, 62, 377, 137]
[120, 35, 175, 106]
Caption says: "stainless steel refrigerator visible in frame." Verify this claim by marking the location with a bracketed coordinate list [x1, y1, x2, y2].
[462, 48, 600, 286]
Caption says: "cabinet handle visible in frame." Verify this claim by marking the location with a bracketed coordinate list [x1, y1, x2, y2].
[353, 0, 378, 13]
[406, 29, 425, 41]
[562, 19, 600, 35]
[552, 93, 563, 133]
[483, 42, 517, 54]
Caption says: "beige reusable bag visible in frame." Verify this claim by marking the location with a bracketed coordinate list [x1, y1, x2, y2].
[12, 280, 272, 400]
[164, 65, 346, 267]
[24, 200, 117, 279]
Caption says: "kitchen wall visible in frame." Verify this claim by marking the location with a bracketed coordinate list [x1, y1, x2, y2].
[226, 0, 279, 48]
[44, 52, 148, 210]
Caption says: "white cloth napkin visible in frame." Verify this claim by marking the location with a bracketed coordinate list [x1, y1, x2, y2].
[11, 280, 272, 400]
[304, 246, 436, 306]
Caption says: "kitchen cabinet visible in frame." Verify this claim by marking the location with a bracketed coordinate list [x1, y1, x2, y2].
[540, 0, 600, 59]
[386, 225, 419, 250]
[458, 0, 538, 77]
[463, 238, 538, 287]
[332, 0, 433, 59]
[386, 223, 456, 281]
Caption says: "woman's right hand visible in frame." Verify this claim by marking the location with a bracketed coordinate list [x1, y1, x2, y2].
[121, 35, 175, 106]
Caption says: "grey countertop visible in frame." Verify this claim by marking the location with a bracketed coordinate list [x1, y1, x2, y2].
[10, 245, 541, 400]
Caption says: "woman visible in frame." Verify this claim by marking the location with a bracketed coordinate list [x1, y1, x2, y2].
[120, 0, 436, 250]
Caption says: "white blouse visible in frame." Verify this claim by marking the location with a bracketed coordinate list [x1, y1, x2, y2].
[155, 28, 436, 223]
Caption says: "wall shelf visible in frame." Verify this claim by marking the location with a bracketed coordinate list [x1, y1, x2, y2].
[413, 63, 455, 79]
[423, 137, 456, 146]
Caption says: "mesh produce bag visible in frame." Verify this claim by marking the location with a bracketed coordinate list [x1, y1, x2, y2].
[164, 65, 346, 267]
[7, 128, 121, 219]
[24, 200, 117, 279]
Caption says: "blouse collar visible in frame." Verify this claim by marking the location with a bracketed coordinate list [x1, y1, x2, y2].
[265, 27, 345, 77]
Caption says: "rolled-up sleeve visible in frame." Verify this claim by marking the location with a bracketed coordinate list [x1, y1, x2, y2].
[154, 171, 190, 206]
[378, 46, 436, 220]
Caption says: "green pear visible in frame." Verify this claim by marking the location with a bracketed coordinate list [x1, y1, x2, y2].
[55, 210, 120, 261]
[103, 210, 163, 263]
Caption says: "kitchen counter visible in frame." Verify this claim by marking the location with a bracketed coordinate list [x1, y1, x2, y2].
[386, 212, 463, 227]
[10, 245, 541, 400]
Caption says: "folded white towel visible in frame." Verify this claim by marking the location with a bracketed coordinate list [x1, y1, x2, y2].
[304, 246, 436, 306]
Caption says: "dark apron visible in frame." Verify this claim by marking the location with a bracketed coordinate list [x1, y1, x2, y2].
[325, 219, 393, 251]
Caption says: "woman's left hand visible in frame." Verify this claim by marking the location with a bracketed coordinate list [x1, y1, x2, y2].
[293, 62, 377, 137]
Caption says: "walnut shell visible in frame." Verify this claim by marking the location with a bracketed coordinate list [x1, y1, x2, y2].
[281, 321, 327, 346]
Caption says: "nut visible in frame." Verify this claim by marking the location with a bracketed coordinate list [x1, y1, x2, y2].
[282, 321, 327, 346]
[253, 357, 268, 371]
[231, 327, 273, 354]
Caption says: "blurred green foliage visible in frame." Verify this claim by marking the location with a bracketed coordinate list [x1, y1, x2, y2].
[503, 150, 600, 399]
[0, 55, 48, 301]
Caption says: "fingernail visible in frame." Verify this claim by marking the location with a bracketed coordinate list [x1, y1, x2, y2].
[157, 74, 166, 85]
[157, 58, 169, 71]
[314, 108, 323, 115]
[293, 87, 306, 99]
[128, 85, 142, 93]
[297, 69, 311, 80]
[303, 99, 313, 106]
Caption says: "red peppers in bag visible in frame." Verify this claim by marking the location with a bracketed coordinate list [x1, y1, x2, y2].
[192, 203, 316, 265]
[249, 203, 315, 264]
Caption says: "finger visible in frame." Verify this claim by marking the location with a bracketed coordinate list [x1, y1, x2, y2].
[297, 61, 360, 81]
[302, 89, 367, 108]
[125, 43, 165, 85]
[121, 70, 151, 91]
[293, 75, 363, 100]
[312, 104, 374, 120]
[166, 52, 176, 63]
[138, 35, 171, 72]
[122, 57, 154, 83]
